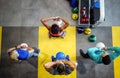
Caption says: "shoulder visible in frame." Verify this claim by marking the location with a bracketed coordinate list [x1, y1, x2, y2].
[64, 65, 73, 75]
[49, 66, 57, 75]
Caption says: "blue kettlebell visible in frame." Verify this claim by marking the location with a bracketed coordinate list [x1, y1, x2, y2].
[94, 1, 100, 8]
[56, 52, 65, 60]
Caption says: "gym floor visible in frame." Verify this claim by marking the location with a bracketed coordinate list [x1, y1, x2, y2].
[0, 0, 120, 78]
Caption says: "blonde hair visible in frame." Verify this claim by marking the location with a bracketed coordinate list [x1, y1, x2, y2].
[10, 50, 19, 61]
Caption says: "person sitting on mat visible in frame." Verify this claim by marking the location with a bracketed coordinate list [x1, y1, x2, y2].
[41, 16, 70, 38]
[80, 42, 120, 65]
[44, 52, 77, 75]
[6, 43, 40, 61]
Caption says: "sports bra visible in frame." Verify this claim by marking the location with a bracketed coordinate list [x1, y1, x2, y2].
[50, 31, 61, 37]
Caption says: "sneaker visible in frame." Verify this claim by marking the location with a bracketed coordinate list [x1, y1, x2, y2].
[36, 49, 40, 54]
[51, 56, 56, 62]
[79, 49, 89, 58]
[61, 31, 66, 38]
[79, 49, 85, 57]
[48, 32, 52, 39]
[65, 55, 70, 61]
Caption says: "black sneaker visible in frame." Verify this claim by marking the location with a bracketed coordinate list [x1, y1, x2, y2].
[36, 49, 40, 54]
[79, 49, 85, 57]
[79, 49, 89, 58]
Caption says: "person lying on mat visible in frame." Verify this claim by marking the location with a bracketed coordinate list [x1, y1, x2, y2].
[44, 52, 77, 75]
[41, 16, 70, 38]
[6, 43, 40, 61]
[80, 42, 120, 65]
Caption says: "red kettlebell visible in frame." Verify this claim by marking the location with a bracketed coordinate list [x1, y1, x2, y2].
[81, 18, 86, 23]
[85, 18, 89, 23]
[80, 9, 85, 13]
[83, 15, 87, 18]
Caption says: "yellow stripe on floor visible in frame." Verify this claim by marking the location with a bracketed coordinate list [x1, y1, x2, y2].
[0, 26, 2, 60]
[38, 26, 76, 78]
[112, 26, 120, 78]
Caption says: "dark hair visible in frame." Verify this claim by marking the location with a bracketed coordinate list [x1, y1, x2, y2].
[102, 55, 111, 65]
[56, 63, 65, 74]
[51, 24, 59, 34]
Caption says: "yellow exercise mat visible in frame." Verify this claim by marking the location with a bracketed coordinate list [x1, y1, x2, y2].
[0, 26, 2, 60]
[112, 26, 120, 78]
[38, 26, 76, 78]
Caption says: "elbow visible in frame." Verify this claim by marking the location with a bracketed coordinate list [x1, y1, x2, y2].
[41, 17, 46, 23]
[67, 21, 70, 26]
[40, 19, 44, 23]
[70, 66, 75, 71]
[6, 48, 12, 53]
[68, 21, 70, 25]
[43, 64, 48, 70]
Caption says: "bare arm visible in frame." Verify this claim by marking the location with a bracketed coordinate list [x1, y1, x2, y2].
[59, 17, 70, 30]
[27, 47, 34, 53]
[6, 47, 16, 53]
[6, 46, 19, 61]
[44, 62, 57, 72]
[41, 17, 57, 30]
[63, 60, 77, 70]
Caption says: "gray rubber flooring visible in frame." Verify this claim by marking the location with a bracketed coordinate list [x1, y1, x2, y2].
[0, 0, 120, 26]
[0, 27, 113, 78]
[0, 0, 119, 78]
[76, 27, 113, 78]
[0, 27, 38, 78]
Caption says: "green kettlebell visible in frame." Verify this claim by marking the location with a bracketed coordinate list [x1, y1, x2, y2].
[72, 7, 78, 13]
[88, 35, 97, 42]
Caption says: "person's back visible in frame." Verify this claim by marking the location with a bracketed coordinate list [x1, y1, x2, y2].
[80, 42, 112, 65]
[87, 47, 104, 63]
[44, 52, 77, 75]
[16, 49, 29, 60]
[6, 43, 40, 61]
[41, 16, 70, 38]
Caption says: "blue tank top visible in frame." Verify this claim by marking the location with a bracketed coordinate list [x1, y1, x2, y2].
[16, 49, 29, 60]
